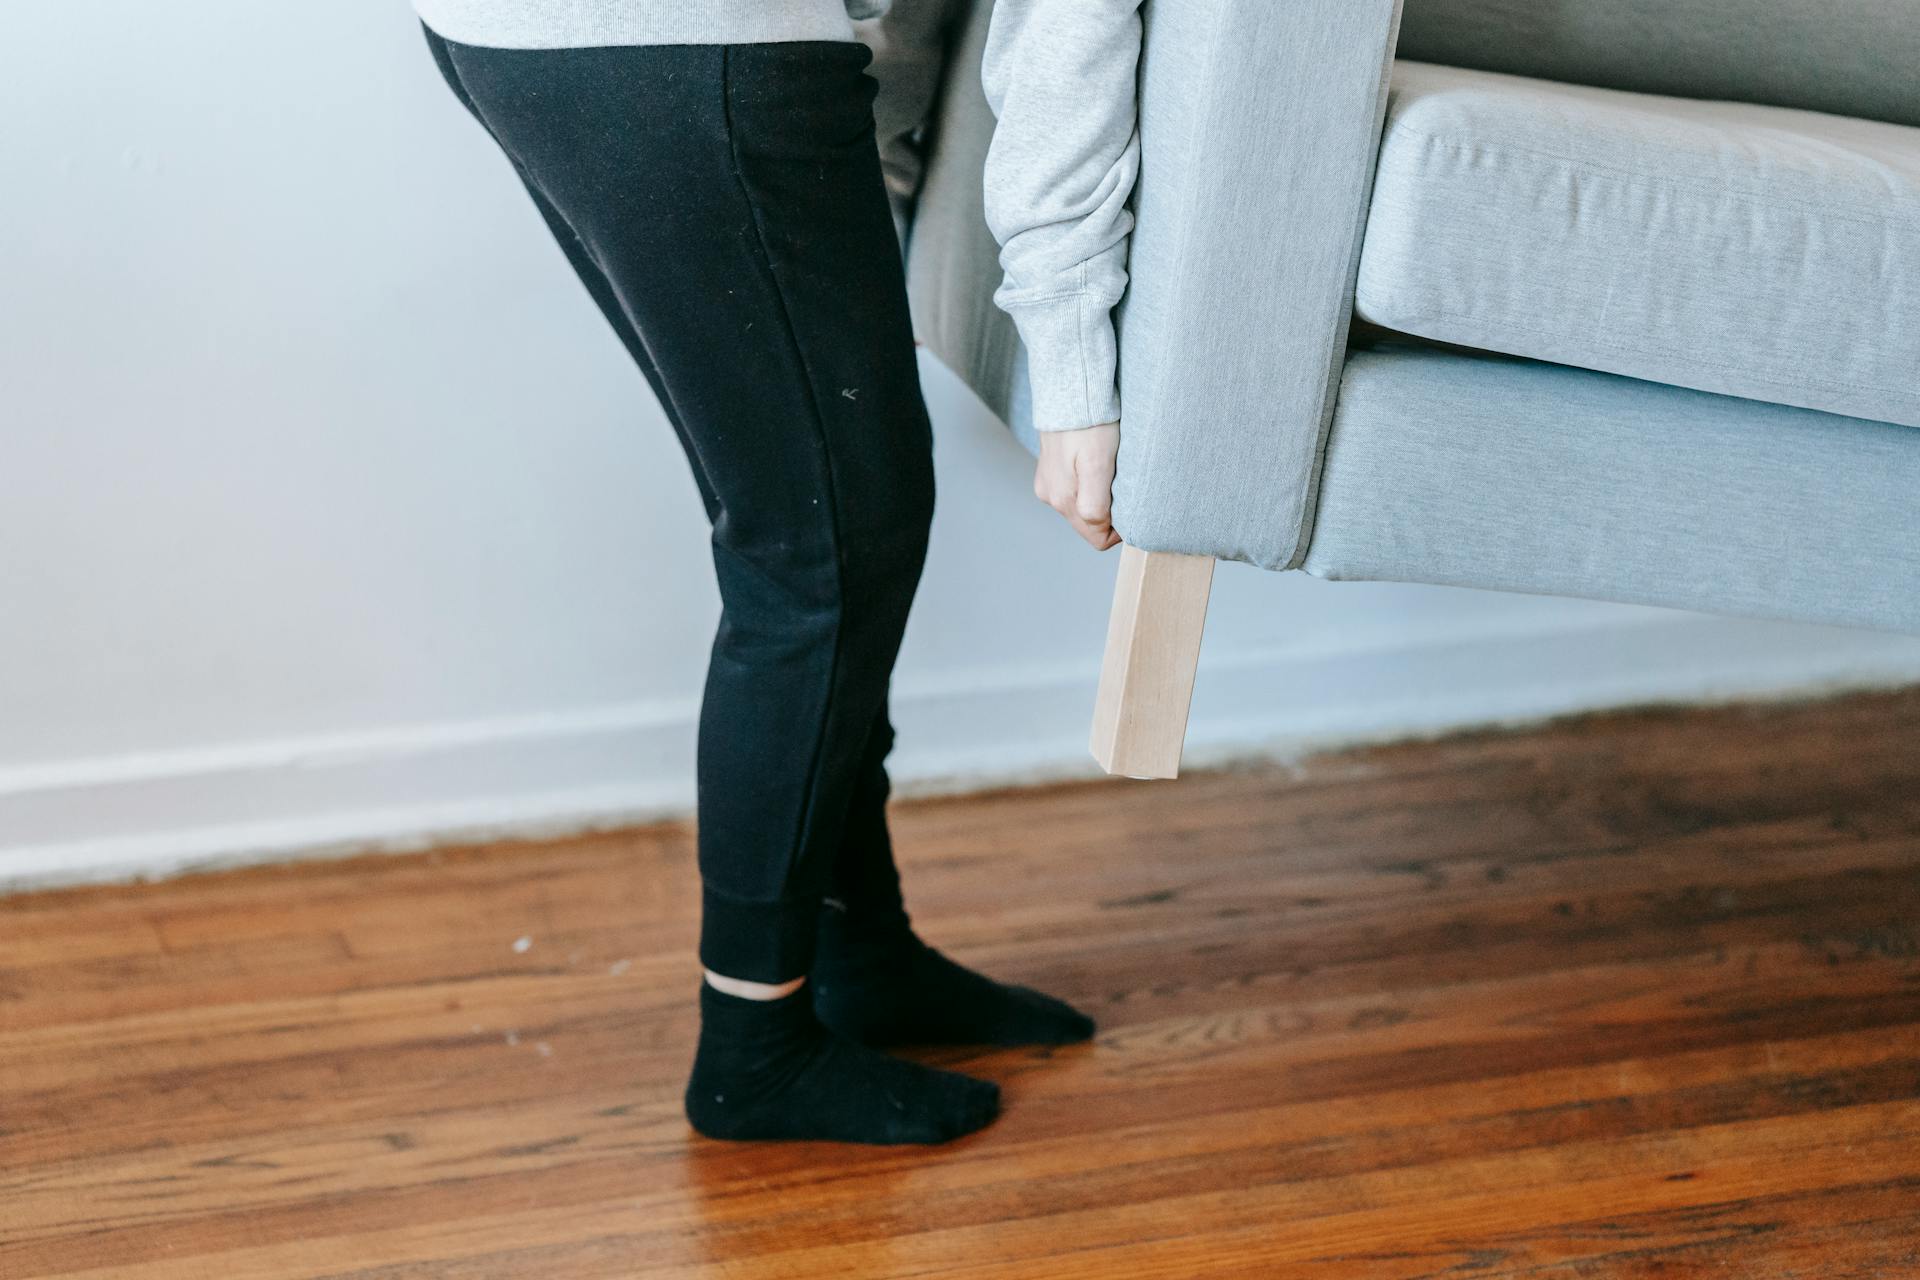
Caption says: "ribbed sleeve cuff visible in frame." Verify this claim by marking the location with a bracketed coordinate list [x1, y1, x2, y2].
[1005, 292, 1122, 432]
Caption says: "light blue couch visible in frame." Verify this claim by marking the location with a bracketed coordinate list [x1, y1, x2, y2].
[907, 0, 1920, 776]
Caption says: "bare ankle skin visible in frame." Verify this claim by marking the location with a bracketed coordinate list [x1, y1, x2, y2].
[704, 970, 806, 1001]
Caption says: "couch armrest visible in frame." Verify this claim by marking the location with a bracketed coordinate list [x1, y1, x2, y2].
[1113, 0, 1402, 570]
[904, 0, 1029, 434]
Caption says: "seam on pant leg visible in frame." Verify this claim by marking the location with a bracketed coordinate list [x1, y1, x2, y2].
[718, 45, 851, 904]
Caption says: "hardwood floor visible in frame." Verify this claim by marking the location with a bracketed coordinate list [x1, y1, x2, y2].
[4, 689, 1919, 1278]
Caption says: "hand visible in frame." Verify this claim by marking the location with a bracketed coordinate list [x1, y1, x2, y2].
[1034, 423, 1121, 550]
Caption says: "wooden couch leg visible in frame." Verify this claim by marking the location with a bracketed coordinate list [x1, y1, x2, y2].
[1090, 546, 1215, 779]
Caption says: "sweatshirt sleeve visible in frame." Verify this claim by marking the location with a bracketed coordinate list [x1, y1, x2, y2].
[980, 0, 1143, 433]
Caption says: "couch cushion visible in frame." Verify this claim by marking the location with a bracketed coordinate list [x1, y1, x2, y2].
[1304, 345, 1920, 635]
[1355, 63, 1920, 432]
[1398, 0, 1920, 131]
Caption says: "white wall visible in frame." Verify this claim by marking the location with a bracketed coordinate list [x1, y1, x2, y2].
[4, 3, 1919, 888]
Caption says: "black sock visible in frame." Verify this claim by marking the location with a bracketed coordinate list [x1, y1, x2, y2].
[811, 903, 1098, 1048]
[684, 981, 1000, 1144]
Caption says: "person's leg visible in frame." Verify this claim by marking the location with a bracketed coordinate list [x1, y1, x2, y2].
[425, 29, 994, 1142]
[424, 26, 721, 525]
[813, 709, 1097, 1046]
[820, 706, 908, 919]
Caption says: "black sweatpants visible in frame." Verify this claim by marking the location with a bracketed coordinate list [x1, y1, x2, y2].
[424, 30, 935, 983]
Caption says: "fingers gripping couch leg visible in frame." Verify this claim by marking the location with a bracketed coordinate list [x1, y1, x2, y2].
[1090, 546, 1215, 779]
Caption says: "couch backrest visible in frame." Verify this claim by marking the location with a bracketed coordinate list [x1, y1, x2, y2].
[1396, 0, 1920, 129]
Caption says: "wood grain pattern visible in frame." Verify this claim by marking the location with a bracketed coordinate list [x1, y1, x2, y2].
[4, 688, 1919, 1278]
[1090, 545, 1215, 779]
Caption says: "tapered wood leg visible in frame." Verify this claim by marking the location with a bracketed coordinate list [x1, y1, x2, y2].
[1090, 545, 1215, 779]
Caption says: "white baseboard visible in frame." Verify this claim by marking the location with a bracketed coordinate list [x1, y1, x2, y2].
[4, 612, 1918, 892]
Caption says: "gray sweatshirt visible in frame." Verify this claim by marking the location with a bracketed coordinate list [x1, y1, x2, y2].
[413, 0, 1142, 433]
[412, 0, 881, 48]
[981, 0, 1141, 433]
